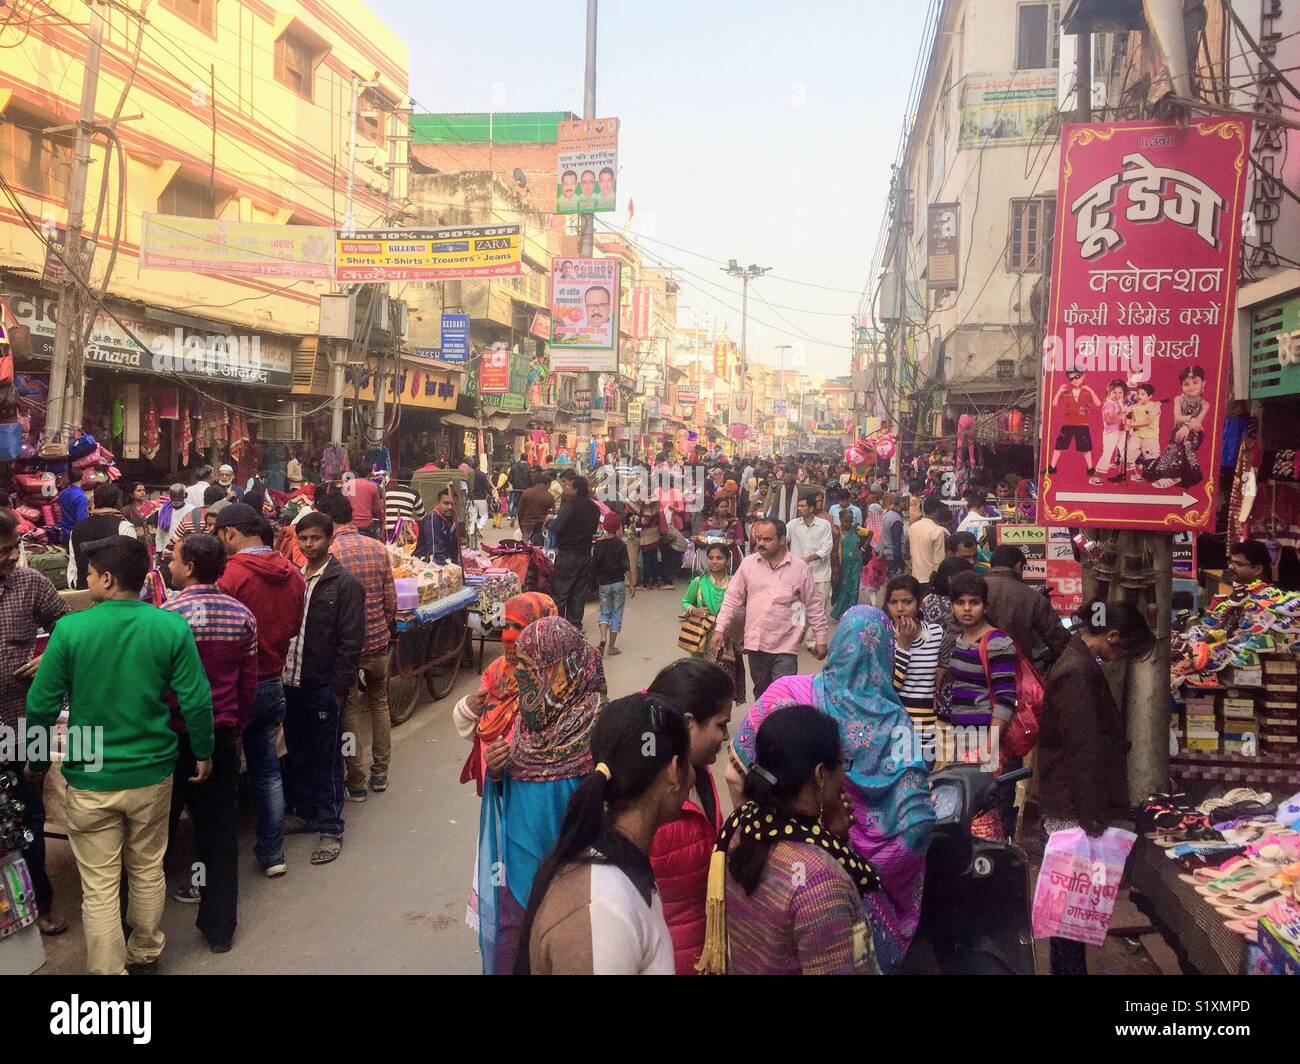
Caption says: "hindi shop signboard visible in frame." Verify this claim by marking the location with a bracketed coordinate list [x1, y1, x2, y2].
[478, 345, 511, 394]
[1038, 119, 1250, 533]
[336, 226, 521, 281]
[556, 117, 619, 214]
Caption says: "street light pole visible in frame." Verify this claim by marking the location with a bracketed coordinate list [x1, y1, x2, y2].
[722, 260, 770, 440]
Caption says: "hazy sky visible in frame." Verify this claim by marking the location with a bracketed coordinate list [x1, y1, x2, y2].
[370, 0, 930, 377]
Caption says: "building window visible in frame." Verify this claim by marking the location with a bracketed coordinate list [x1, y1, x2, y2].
[357, 90, 387, 145]
[996, 359, 1015, 379]
[0, 110, 71, 199]
[1015, 3, 1060, 70]
[159, 174, 218, 219]
[275, 32, 316, 101]
[161, 0, 216, 37]
[1008, 197, 1055, 272]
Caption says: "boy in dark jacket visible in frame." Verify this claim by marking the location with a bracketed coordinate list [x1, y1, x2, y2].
[282, 512, 365, 865]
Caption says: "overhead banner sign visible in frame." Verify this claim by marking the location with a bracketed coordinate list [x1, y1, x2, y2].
[927, 203, 960, 290]
[556, 117, 619, 214]
[336, 226, 521, 281]
[627, 398, 644, 423]
[772, 399, 788, 417]
[676, 385, 699, 404]
[713, 340, 729, 378]
[141, 214, 335, 279]
[550, 257, 619, 358]
[440, 313, 470, 364]
[1039, 118, 1250, 532]
[959, 71, 1058, 148]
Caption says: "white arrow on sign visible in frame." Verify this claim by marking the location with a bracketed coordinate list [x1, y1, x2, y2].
[1057, 491, 1196, 507]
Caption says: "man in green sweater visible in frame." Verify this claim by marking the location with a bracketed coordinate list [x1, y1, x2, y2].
[26, 535, 215, 975]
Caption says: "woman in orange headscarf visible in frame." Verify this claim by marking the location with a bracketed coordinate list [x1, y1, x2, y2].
[453, 592, 559, 794]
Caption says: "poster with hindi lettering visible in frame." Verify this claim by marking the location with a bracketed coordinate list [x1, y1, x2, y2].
[1038, 119, 1250, 533]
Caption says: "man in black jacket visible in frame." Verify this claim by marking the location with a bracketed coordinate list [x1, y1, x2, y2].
[508, 457, 532, 526]
[547, 475, 601, 629]
[282, 512, 365, 865]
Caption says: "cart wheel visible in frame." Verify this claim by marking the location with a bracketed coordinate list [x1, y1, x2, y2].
[425, 635, 463, 701]
[388, 647, 423, 727]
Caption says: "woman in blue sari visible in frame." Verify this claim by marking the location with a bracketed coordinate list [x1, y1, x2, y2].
[831, 507, 865, 620]
[476, 616, 606, 974]
[728, 606, 934, 972]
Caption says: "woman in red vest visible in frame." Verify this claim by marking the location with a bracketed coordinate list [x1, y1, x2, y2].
[645, 658, 733, 974]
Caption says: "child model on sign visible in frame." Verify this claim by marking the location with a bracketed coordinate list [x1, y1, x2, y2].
[1118, 382, 1161, 482]
[1090, 378, 1128, 485]
[1145, 365, 1208, 490]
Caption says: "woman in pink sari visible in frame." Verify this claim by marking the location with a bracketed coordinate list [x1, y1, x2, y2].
[726, 605, 933, 972]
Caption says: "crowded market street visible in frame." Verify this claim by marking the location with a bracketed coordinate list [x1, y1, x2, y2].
[4, 1, 1300, 1026]
[31, 524, 761, 976]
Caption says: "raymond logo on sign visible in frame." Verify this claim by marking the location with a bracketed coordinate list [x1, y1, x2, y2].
[927, 204, 959, 290]
[550, 258, 619, 352]
[1039, 119, 1250, 533]
[556, 117, 619, 215]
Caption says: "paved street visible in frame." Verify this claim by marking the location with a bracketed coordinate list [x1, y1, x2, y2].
[35, 527, 803, 975]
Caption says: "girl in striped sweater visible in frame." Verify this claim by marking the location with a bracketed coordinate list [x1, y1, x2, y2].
[945, 571, 1016, 839]
[884, 575, 943, 742]
[945, 571, 1017, 729]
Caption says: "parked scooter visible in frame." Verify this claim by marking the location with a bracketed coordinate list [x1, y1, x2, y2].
[899, 763, 1037, 974]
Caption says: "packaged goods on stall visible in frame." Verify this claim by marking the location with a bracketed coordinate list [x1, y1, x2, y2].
[385, 542, 462, 604]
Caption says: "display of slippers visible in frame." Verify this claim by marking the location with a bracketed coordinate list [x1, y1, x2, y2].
[1199, 789, 1273, 817]
[1224, 917, 1259, 937]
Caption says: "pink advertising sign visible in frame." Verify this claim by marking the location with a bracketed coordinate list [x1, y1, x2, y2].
[1038, 118, 1250, 532]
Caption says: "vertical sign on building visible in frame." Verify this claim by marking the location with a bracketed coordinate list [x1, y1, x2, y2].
[1039, 118, 1250, 533]
[479, 345, 511, 394]
[440, 313, 470, 363]
[556, 117, 619, 214]
[927, 203, 959, 290]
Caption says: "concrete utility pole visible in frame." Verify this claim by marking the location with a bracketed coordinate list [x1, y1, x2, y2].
[1067, 13, 1172, 802]
[575, 0, 599, 449]
[722, 260, 770, 426]
[47, 0, 107, 445]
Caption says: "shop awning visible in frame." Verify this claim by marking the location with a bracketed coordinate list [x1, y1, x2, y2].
[440, 412, 480, 429]
[485, 412, 514, 431]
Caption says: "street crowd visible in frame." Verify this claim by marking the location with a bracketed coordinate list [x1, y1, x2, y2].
[7, 443, 1289, 975]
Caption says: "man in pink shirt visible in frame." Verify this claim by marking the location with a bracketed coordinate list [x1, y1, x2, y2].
[341, 471, 385, 539]
[711, 516, 828, 699]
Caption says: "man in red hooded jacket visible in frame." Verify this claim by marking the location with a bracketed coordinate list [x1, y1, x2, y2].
[213, 503, 306, 878]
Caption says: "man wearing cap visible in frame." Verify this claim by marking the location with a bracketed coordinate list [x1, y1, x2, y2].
[214, 502, 306, 878]
[216, 464, 244, 502]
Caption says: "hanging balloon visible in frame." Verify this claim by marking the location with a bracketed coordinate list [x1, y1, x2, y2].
[875, 433, 897, 460]
[845, 445, 865, 465]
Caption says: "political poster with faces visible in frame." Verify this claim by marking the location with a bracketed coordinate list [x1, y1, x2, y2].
[555, 117, 619, 214]
[550, 258, 619, 352]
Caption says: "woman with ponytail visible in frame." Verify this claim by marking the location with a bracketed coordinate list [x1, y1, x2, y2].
[698, 704, 880, 975]
[476, 616, 606, 974]
[517, 693, 691, 975]
[646, 658, 733, 973]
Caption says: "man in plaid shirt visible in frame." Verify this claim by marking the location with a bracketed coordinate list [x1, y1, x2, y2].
[318, 493, 397, 801]
[165, 533, 258, 953]
[0, 508, 70, 935]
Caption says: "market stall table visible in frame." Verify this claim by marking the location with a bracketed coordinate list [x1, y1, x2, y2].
[1128, 836, 1246, 976]
[387, 586, 477, 725]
